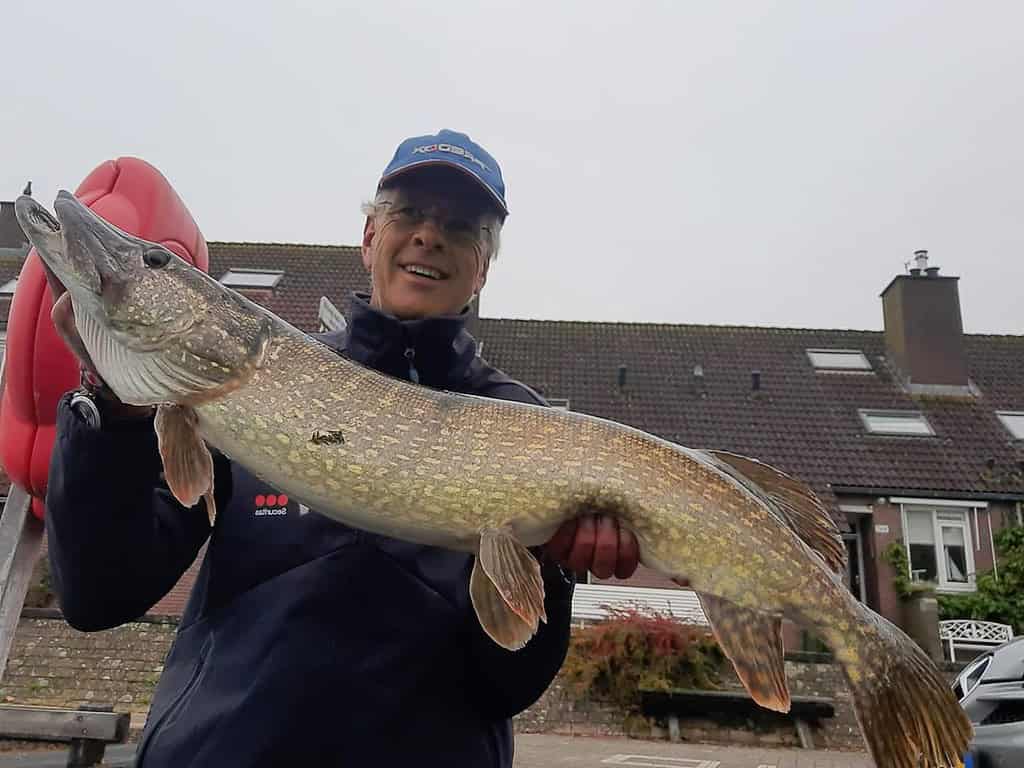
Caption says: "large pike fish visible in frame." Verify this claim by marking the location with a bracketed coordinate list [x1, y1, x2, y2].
[18, 191, 971, 767]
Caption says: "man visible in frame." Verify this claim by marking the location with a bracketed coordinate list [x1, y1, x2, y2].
[43, 130, 639, 767]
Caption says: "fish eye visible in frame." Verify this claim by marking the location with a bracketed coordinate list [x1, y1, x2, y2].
[143, 248, 171, 269]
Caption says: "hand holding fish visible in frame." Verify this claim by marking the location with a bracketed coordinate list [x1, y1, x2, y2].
[545, 514, 639, 579]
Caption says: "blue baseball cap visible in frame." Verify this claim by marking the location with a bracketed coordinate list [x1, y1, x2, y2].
[378, 129, 508, 217]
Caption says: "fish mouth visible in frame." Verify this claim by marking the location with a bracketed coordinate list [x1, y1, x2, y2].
[14, 191, 121, 298]
[15, 196, 60, 237]
[14, 194, 97, 289]
[52, 190, 138, 294]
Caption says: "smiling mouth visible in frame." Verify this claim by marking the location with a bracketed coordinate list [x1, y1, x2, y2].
[402, 264, 447, 280]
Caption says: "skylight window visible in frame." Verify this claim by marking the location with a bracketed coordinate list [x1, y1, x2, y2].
[219, 269, 283, 290]
[996, 412, 1024, 440]
[547, 398, 571, 410]
[859, 409, 935, 436]
[807, 349, 872, 371]
[0, 279, 17, 294]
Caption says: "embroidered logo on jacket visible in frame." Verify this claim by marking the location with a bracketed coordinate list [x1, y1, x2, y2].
[254, 493, 289, 517]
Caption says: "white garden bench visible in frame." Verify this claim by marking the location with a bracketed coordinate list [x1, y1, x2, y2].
[571, 583, 709, 626]
[939, 619, 1014, 661]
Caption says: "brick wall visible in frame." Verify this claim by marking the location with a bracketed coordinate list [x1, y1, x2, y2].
[514, 676, 626, 737]
[0, 612, 175, 717]
[149, 545, 205, 617]
[869, 501, 904, 623]
[597, 564, 677, 591]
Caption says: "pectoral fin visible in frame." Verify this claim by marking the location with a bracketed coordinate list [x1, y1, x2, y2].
[697, 592, 791, 713]
[155, 404, 216, 525]
[470, 559, 536, 651]
[469, 528, 547, 651]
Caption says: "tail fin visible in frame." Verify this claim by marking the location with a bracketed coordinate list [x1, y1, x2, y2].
[829, 610, 972, 768]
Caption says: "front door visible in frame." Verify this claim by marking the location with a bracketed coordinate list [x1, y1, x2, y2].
[842, 528, 866, 602]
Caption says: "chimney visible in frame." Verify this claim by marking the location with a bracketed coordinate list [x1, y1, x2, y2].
[880, 251, 969, 390]
[911, 249, 928, 275]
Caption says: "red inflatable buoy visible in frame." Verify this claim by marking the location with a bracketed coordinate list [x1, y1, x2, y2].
[0, 158, 208, 519]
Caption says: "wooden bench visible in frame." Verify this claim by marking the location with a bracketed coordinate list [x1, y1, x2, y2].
[0, 703, 129, 767]
[939, 619, 1014, 662]
[639, 687, 835, 749]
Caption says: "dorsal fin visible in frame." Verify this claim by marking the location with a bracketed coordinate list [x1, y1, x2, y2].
[703, 450, 846, 575]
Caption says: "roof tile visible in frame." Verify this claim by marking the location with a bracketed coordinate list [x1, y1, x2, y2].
[476, 319, 1024, 501]
[208, 242, 366, 332]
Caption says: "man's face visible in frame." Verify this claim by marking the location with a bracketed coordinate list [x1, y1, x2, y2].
[361, 170, 496, 320]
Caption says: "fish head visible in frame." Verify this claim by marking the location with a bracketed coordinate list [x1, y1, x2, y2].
[17, 190, 190, 334]
[15, 191, 272, 406]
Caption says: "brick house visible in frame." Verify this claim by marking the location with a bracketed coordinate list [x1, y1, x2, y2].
[0, 197, 1022, 636]
[473, 259, 1024, 642]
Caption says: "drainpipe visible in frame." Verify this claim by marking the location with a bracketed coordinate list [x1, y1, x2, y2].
[987, 508, 999, 582]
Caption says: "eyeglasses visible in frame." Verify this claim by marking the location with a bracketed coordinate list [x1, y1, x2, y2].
[383, 203, 492, 245]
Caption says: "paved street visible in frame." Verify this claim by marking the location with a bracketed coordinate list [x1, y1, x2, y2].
[514, 735, 871, 768]
[0, 734, 872, 767]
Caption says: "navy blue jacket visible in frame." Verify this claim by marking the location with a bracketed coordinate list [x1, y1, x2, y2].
[45, 294, 574, 767]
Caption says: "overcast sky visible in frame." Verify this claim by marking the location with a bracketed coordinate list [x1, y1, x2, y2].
[4, 1, 1022, 333]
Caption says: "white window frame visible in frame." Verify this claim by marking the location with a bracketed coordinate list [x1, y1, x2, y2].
[806, 348, 872, 371]
[995, 411, 1024, 440]
[899, 503, 979, 593]
[219, 269, 284, 290]
[859, 409, 935, 436]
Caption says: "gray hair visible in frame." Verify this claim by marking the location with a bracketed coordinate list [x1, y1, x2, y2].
[361, 187, 503, 263]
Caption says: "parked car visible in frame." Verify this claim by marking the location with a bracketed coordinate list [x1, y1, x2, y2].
[954, 636, 1024, 767]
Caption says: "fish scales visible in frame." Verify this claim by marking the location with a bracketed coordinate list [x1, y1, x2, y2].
[201, 328, 835, 612]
